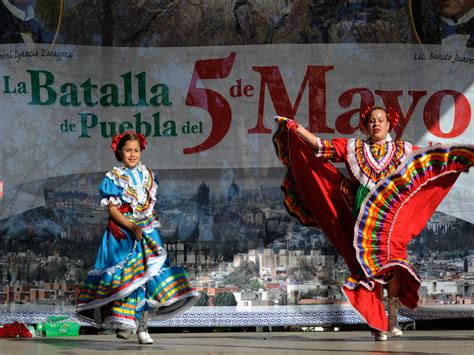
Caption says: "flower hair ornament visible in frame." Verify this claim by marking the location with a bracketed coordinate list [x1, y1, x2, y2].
[360, 105, 375, 124]
[385, 107, 400, 130]
[111, 131, 148, 154]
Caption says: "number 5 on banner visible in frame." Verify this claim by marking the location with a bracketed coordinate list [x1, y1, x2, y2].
[184, 52, 236, 154]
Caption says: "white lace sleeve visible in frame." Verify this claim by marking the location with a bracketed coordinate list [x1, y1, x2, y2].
[100, 196, 122, 208]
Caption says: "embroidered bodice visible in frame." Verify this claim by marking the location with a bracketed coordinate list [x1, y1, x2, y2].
[347, 138, 412, 188]
[314, 137, 413, 189]
[99, 162, 160, 233]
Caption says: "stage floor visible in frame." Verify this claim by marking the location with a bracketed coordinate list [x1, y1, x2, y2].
[1, 330, 473, 354]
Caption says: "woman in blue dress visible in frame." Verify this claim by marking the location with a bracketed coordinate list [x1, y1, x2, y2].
[76, 131, 200, 344]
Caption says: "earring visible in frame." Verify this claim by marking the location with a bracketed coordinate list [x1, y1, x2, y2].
[385, 132, 392, 142]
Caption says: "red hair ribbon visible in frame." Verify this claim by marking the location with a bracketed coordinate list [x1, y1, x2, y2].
[111, 131, 147, 153]
[386, 108, 399, 129]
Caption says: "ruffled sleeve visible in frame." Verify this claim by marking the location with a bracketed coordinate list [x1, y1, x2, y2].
[314, 137, 348, 162]
[98, 176, 123, 207]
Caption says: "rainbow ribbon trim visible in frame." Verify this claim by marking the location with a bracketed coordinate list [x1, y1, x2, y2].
[354, 145, 474, 278]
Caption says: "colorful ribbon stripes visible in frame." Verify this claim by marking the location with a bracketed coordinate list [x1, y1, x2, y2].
[147, 266, 197, 304]
[77, 235, 163, 307]
[109, 295, 138, 323]
[354, 144, 474, 278]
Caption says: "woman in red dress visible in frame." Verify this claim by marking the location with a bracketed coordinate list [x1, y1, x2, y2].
[273, 106, 473, 341]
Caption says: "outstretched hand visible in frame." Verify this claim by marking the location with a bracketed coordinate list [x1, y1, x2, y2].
[274, 115, 297, 129]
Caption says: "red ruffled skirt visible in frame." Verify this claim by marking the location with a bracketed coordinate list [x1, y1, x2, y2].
[273, 122, 474, 331]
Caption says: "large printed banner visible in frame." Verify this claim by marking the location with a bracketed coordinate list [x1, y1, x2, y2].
[0, 43, 474, 326]
[0, 43, 473, 221]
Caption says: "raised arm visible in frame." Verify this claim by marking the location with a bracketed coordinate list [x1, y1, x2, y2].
[274, 116, 347, 162]
[274, 116, 318, 149]
[295, 124, 319, 149]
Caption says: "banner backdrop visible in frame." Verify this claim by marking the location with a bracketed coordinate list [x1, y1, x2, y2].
[1, 43, 473, 220]
[0, 42, 473, 326]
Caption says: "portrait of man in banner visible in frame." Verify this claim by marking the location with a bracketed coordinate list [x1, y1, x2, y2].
[410, 0, 473, 49]
[0, 0, 57, 44]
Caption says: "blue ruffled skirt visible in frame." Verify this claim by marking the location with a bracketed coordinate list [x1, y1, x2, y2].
[76, 227, 200, 329]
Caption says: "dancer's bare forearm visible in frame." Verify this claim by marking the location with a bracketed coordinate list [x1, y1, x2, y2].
[295, 124, 318, 149]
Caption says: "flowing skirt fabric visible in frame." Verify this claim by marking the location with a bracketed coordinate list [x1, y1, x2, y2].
[273, 123, 473, 331]
[76, 227, 200, 329]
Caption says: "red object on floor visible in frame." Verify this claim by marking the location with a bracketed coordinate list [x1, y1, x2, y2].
[0, 321, 33, 338]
